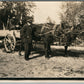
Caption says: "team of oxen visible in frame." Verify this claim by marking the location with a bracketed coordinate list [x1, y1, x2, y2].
[19, 21, 81, 60]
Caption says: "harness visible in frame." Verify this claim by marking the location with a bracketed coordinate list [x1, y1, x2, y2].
[38, 23, 56, 36]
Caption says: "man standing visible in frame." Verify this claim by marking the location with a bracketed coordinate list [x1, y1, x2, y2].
[19, 19, 32, 60]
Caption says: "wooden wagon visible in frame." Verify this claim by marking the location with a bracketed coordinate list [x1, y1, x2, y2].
[0, 26, 20, 52]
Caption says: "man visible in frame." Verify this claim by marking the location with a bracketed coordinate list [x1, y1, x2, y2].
[19, 19, 32, 60]
[41, 24, 53, 59]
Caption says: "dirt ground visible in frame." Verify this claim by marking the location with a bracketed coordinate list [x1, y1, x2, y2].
[0, 44, 84, 78]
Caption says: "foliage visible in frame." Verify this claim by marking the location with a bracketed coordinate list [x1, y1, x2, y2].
[59, 2, 84, 46]
[60, 2, 84, 27]
[0, 1, 35, 29]
[46, 16, 55, 24]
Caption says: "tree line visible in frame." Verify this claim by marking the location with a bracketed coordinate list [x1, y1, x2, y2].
[0, 1, 84, 31]
[0, 1, 35, 30]
[61, 1, 84, 28]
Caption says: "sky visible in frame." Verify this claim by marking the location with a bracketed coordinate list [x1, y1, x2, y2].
[33, 1, 64, 24]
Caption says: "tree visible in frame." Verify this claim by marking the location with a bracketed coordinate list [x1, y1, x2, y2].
[59, 2, 84, 46]
[60, 2, 84, 27]
[0, 1, 35, 29]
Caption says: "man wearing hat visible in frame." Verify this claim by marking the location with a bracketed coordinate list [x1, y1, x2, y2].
[19, 19, 33, 60]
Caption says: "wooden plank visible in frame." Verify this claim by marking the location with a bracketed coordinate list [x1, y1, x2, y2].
[0, 30, 20, 38]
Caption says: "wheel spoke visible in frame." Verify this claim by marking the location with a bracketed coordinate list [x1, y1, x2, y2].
[8, 45, 11, 50]
[6, 36, 12, 42]
[11, 43, 14, 47]
[11, 43, 15, 50]
[4, 35, 16, 52]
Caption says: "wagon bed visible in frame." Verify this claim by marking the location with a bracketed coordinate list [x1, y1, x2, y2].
[0, 30, 20, 39]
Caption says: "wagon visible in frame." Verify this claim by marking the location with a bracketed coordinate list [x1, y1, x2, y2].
[0, 26, 20, 52]
[0, 23, 83, 53]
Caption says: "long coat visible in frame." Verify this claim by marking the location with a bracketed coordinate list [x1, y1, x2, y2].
[20, 23, 32, 44]
[19, 23, 32, 60]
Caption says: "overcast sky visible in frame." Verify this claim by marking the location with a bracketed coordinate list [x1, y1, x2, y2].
[33, 1, 64, 24]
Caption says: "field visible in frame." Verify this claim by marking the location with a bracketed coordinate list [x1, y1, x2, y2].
[0, 44, 84, 78]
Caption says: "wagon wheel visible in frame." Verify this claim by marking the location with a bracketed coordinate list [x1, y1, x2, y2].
[4, 34, 16, 53]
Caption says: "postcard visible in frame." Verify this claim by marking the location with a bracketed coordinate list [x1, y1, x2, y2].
[0, 1, 84, 80]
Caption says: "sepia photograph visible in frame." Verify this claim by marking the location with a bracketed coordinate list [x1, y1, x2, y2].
[0, 1, 84, 79]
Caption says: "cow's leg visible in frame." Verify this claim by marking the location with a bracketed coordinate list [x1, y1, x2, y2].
[48, 43, 52, 56]
[34, 40, 37, 48]
[64, 46, 68, 56]
[44, 41, 50, 59]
